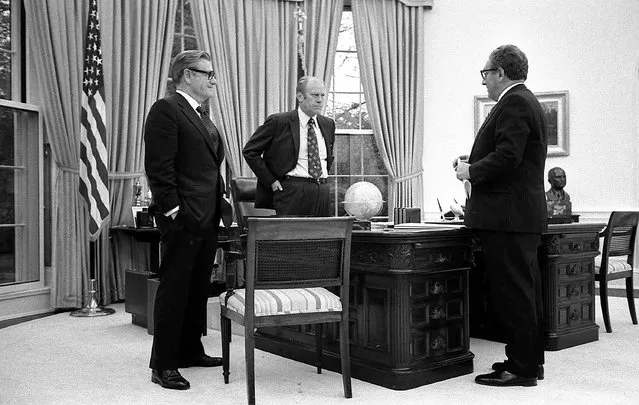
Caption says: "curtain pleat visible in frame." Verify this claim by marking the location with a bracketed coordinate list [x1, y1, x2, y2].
[24, 0, 89, 308]
[302, 0, 343, 86]
[352, 0, 426, 215]
[98, 0, 178, 303]
[191, 0, 298, 178]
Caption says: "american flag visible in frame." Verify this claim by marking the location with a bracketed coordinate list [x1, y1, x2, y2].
[79, 0, 110, 241]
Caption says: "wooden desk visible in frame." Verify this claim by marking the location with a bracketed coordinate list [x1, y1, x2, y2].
[254, 226, 475, 390]
[253, 222, 605, 389]
[470, 222, 604, 350]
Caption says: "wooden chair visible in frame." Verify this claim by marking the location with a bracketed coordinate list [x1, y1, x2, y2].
[219, 217, 354, 405]
[594, 211, 639, 333]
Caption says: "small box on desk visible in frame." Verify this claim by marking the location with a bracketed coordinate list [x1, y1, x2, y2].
[394, 208, 421, 224]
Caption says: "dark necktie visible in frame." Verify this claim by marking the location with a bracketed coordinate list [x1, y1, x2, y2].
[307, 118, 322, 180]
[196, 105, 220, 152]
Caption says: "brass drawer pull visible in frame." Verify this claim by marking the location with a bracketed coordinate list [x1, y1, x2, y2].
[570, 287, 580, 297]
[431, 305, 447, 320]
[434, 252, 449, 264]
[570, 310, 580, 321]
[569, 241, 583, 252]
[430, 281, 444, 295]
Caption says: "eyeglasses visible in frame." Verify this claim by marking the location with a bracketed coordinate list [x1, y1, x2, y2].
[186, 67, 216, 81]
[480, 68, 499, 79]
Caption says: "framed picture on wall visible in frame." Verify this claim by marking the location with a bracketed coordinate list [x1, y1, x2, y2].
[473, 90, 569, 156]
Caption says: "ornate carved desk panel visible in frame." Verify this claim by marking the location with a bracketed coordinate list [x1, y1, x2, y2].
[469, 223, 604, 351]
[254, 227, 475, 390]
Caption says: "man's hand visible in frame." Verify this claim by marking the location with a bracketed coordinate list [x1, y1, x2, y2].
[455, 161, 471, 181]
[452, 155, 469, 168]
[271, 180, 283, 191]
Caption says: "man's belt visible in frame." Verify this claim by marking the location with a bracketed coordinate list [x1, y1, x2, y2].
[282, 175, 327, 184]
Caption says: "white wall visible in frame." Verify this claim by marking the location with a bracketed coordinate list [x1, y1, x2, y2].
[422, 0, 639, 220]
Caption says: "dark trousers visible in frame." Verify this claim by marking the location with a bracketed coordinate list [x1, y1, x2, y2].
[149, 216, 218, 370]
[273, 177, 330, 216]
[476, 230, 545, 377]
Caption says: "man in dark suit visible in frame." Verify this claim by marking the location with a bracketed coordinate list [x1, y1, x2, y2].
[243, 76, 335, 216]
[454, 44, 548, 387]
[145, 50, 231, 390]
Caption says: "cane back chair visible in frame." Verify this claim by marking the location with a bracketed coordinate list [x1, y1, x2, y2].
[219, 216, 354, 404]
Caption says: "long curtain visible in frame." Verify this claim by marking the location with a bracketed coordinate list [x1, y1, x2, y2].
[98, 0, 178, 303]
[302, 0, 344, 86]
[25, 0, 178, 307]
[24, 0, 89, 308]
[191, 0, 299, 177]
[352, 0, 429, 215]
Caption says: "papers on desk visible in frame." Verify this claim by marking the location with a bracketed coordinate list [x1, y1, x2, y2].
[393, 222, 463, 231]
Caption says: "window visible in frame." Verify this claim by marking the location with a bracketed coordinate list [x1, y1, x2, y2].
[165, 0, 197, 95]
[325, 11, 388, 217]
[0, 0, 43, 292]
[0, 101, 41, 288]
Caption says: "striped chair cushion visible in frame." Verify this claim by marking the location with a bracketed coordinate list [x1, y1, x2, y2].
[220, 287, 342, 317]
[594, 255, 632, 274]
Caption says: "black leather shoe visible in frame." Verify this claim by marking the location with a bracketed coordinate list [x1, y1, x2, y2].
[475, 370, 537, 387]
[179, 354, 223, 368]
[492, 361, 544, 380]
[151, 369, 190, 390]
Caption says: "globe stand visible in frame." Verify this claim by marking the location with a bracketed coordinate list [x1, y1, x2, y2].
[352, 220, 371, 231]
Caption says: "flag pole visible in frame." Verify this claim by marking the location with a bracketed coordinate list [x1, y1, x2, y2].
[70, 0, 114, 317]
[71, 239, 115, 317]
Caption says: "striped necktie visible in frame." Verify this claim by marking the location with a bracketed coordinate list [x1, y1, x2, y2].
[196, 106, 220, 152]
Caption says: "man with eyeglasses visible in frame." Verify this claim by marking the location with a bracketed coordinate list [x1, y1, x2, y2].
[453, 44, 548, 387]
[243, 76, 335, 216]
[144, 50, 232, 390]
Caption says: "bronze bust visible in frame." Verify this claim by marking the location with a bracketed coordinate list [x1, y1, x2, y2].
[546, 167, 571, 217]
[545, 167, 570, 202]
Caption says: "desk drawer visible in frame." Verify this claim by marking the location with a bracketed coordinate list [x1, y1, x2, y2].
[557, 300, 595, 329]
[557, 279, 594, 302]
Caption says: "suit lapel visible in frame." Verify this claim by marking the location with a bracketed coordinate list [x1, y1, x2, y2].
[289, 110, 301, 155]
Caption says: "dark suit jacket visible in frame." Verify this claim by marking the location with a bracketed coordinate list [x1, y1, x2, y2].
[464, 84, 548, 233]
[144, 93, 229, 232]
[242, 109, 335, 209]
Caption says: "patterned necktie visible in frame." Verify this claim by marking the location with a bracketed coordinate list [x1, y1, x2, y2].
[196, 106, 220, 152]
[307, 118, 322, 180]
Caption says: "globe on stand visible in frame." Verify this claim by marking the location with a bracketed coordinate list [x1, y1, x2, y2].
[342, 181, 384, 230]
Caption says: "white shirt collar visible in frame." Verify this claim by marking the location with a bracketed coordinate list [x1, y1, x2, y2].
[176, 89, 201, 113]
[298, 108, 316, 126]
[497, 82, 524, 102]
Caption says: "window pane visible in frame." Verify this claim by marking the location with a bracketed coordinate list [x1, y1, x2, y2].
[336, 12, 354, 51]
[0, 227, 16, 285]
[171, 35, 181, 58]
[184, 35, 198, 51]
[330, 93, 362, 130]
[0, 0, 10, 51]
[0, 51, 10, 99]
[333, 52, 360, 93]
[335, 134, 362, 175]
[0, 169, 15, 224]
[0, 104, 13, 165]
[360, 100, 371, 129]
[183, 0, 194, 35]
[175, 0, 183, 32]
[362, 135, 387, 175]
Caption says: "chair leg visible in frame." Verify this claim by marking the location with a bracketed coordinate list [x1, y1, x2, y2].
[626, 276, 638, 325]
[245, 326, 256, 405]
[339, 317, 352, 399]
[221, 315, 231, 384]
[600, 281, 613, 333]
[315, 324, 323, 374]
